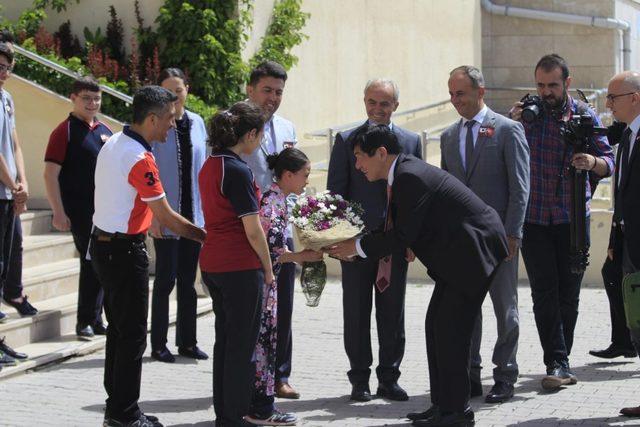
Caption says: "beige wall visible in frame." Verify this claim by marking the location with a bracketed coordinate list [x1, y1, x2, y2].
[5, 75, 122, 209]
[481, 0, 640, 112]
[278, 0, 481, 138]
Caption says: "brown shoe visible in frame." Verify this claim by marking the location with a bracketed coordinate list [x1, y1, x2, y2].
[621, 405, 640, 417]
[276, 382, 300, 399]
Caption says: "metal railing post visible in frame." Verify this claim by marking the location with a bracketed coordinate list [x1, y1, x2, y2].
[327, 128, 335, 164]
[422, 130, 428, 163]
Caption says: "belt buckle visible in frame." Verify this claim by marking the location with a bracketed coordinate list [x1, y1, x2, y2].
[96, 234, 112, 242]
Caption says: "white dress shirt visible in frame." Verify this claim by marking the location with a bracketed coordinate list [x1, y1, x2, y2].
[459, 105, 488, 170]
[355, 156, 399, 258]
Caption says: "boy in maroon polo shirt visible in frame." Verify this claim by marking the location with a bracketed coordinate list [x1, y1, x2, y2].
[44, 76, 112, 340]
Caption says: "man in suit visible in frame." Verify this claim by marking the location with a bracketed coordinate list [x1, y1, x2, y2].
[327, 125, 508, 427]
[440, 66, 530, 404]
[327, 78, 422, 402]
[241, 61, 299, 399]
[604, 70, 640, 418]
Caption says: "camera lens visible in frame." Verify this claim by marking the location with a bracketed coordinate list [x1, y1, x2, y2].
[521, 105, 540, 123]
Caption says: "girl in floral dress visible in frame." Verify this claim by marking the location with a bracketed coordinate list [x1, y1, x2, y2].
[245, 148, 323, 426]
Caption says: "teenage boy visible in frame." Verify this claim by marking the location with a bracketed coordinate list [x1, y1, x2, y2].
[44, 76, 112, 339]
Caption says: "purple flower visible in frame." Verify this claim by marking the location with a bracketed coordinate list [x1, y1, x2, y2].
[308, 198, 318, 208]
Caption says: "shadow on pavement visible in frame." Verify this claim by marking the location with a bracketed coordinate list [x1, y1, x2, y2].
[506, 415, 639, 426]
[275, 393, 429, 424]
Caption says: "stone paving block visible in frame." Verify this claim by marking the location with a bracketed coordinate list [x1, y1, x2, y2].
[0, 279, 639, 426]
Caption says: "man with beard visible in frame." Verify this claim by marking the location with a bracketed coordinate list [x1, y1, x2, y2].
[510, 54, 614, 391]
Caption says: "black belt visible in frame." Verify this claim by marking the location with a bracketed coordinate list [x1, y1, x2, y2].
[92, 227, 145, 242]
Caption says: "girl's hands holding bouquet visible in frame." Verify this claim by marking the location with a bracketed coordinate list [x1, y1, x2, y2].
[296, 249, 324, 263]
[278, 248, 323, 264]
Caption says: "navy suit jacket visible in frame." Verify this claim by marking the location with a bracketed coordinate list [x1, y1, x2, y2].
[327, 121, 422, 231]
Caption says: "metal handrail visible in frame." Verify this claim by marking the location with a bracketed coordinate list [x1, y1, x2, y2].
[13, 44, 133, 104]
[306, 98, 450, 138]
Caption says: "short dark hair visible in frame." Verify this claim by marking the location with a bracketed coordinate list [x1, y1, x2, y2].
[248, 61, 287, 86]
[0, 43, 14, 64]
[535, 54, 569, 80]
[266, 147, 309, 179]
[352, 124, 400, 156]
[0, 29, 14, 44]
[208, 101, 266, 151]
[132, 85, 178, 125]
[71, 76, 101, 95]
[158, 67, 188, 86]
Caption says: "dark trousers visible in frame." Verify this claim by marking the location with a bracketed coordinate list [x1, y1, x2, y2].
[72, 220, 104, 327]
[521, 222, 585, 367]
[0, 200, 15, 300]
[426, 274, 491, 413]
[203, 270, 263, 426]
[4, 216, 23, 300]
[621, 238, 640, 356]
[341, 253, 407, 385]
[151, 238, 200, 350]
[275, 238, 294, 383]
[601, 255, 633, 349]
[90, 236, 149, 422]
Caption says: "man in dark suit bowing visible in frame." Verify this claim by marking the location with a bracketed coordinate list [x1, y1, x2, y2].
[327, 125, 508, 427]
[604, 70, 640, 418]
[327, 78, 422, 402]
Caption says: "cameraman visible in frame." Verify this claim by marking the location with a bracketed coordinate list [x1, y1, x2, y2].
[510, 54, 614, 391]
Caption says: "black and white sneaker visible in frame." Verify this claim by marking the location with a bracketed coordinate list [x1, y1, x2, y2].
[245, 410, 297, 426]
[103, 414, 163, 427]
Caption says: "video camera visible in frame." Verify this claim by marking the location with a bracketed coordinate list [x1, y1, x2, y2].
[561, 114, 608, 150]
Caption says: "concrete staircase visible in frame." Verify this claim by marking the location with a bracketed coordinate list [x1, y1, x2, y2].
[0, 211, 212, 379]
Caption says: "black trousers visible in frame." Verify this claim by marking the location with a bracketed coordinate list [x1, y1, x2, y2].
[0, 200, 15, 300]
[521, 222, 586, 367]
[601, 255, 633, 349]
[151, 238, 200, 350]
[4, 216, 23, 300]
[341, 253, 407, 385]
[275, 238, 295, 383]
[203, 269, 262, 426]
[426, 273, 492, 413]
[90, 235, 149, 422]
[72, 219, 104, 327]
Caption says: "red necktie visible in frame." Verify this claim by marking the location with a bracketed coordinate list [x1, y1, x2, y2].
[375, 185, 393, 293]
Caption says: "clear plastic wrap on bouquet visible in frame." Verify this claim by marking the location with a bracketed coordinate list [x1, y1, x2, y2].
[292, 191, 363, 307]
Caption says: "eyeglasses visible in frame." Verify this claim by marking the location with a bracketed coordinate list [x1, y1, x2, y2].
[79, 95, 102, 103]
[606, 92, 636, 102]
[0, 64, 13, 73]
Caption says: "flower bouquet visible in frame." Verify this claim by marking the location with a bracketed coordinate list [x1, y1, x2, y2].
[291, 191, 364, 306]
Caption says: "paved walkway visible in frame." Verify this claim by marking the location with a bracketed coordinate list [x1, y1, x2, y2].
[1, 277, 639, 426]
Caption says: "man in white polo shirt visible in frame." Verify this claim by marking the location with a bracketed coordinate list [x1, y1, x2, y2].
[91, 86, 205, 427]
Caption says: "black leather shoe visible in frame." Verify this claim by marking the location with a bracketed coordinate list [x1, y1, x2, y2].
[93, 323, 108, 335]
[0, 337, 27, 359]
[0, 350, 16, 366]
[485, 381, 514, 403]
[470, 379, 483, 397]
[541, 361, 577, 390]
[76, 324, 95, 340]
[350, 383, 371, 402]
[151, 347, 175, 363]
[589, 344, 636, 359]
[376, 381, 409, 401]
[407, 405, 439, 421]
[3, 296, 38, 316]
[178, 345, 209, 360]
[413, 408, 474, 426]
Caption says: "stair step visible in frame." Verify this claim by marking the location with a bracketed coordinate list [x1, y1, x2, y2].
[0, 294, 212, 380]
[21, 258, 80, 303]
[23, 233, 77, 269]
[19, 210, 52, 236]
